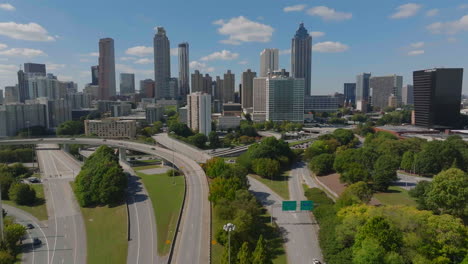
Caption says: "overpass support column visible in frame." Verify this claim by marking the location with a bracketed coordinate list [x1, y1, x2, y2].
[63, 144, 70, 152]
[119, 148, 127, 162]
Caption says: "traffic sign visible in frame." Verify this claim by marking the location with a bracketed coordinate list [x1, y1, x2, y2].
[300, 200, 314, 211]
[282, 201, 297, 211]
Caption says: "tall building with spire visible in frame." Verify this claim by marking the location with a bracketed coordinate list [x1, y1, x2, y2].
[178, 42, 189, 99]
[153, 27, 171, 99]
[291, 23, 312, 96]
[98, 38, 116, 100]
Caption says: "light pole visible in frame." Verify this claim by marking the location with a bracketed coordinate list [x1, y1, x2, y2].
[223, 223, 236, 264]
[170, 131, 175, 185]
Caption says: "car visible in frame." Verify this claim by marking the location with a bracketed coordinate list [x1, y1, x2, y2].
[151, 147, 156, 150]
[312, 259, 322, 264]
[70, 138, 75, 140]
[32, 238, 42, 246]
[28, 177, 40, 183]
[103, 139, 107, 142]
[26, 224, 34, 229]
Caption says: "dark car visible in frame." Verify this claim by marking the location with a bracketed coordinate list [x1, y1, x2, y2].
[26, 224, 34, 229]
[33, 238, 42, 246]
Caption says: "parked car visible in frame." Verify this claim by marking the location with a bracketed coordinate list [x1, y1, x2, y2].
[26, 224, 34, 229]
[312, 259, 322, 264]
[33, 238, 42, 246]
[28, 177, 40, 183]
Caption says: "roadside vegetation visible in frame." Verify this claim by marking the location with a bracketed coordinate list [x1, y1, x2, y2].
[0, 214, 27, 264]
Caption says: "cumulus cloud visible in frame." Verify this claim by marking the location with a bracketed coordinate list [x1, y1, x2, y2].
[307, 6, 352, 21]
[410, 42, 424, 48]
[0, 22, 55, 41]
[283, 5, 306, 12]
[0, 43, 7, 49]
[408, 50, 424, 56]
[311, 31, 325, 38]
[80, 52, 98, 57]
[0, 3, 15, 11]
[279, 49, 291, 55]
[427, 15, 468, 34]
[0, 48, 46, 57]
[213, 16, 274, 45]
[201, 50, 239, 61]
[0, 64, 16, 74]
[312, 41, 349, 53]
[125, 46, 152, 57]
[134, 58, 152, 64]
[189, 61, 214, 73]
[120, 57, 136, 61]
[47, 63, 65, 71]
[426, 9, 439, 17]
[390, 3, 422, 19]
[116, 64, 152, 76]
[238, 60, 248, 65]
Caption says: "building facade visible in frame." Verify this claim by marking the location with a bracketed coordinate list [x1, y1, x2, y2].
[187, 92, 211, 136]
[91, 65, 99, 85]
[369, 75, 403, 110]
[98, 38, 116, 100]
[304, 95, 341, 113]
[178, 42, 190, 98]
[266, 70, 304, 122]
[24, 63, 46, 75]
[84, 119, 136, 139]
[223, 70, 235, 103]
[140, 79, 155, 98]
[356, 73, 371, 112]
[241, 69, 256, 109]
[260, 48, 279, 77]
[120, 73, 135, 95]
[291, 23, 312, 96]
[402, 84, 414, 105]
[413, 68, 463, 128]
[253, 77, 267, 121]
[343, 83, 356, 105]
[145, 105, 164, 123]
[0, 103, 48, 137]
[4, 86, 18, 104]
[153, 27, 171, 99]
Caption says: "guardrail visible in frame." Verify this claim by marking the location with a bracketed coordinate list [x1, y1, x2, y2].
[167, 169, 187, 264]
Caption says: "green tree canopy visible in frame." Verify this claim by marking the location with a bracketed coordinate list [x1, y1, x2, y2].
[8, 183, 36, 205]
[56, 120, 84, 136]
[309, 154, 335, 176]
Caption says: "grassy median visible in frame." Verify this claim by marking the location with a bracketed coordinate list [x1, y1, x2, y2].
[2, 184, 48, 221]
[80, 203, 128, 264]
[249, 172, 290, 200]
[135, 167, 185, 256]
[373, 186, 417, 207]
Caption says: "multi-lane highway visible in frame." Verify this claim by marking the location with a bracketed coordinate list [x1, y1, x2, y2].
[153, 133, 212, 163]
[35, 145, 87, 264]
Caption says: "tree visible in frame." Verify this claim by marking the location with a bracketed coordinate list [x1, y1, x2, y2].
[56, 120, 84, 135]
[334, 148, 359, 173]
[355, 216, 402, 252]
[188, 133, 207, 149]
[252, 158, 280, 179]
[336, 181, 373, 208]
[400, 151, 415, 172]
[0, 174, 14, 200]
[352, 238, 385, 264]
[205, 158, 228, 179]
[351, 113, 368, 123]
[240, 123, 257, 137]
[0, 251, 15, 264]
[237, 242, 252, 264]
[152, 121, 163, 134]
[169, 122, 193, 138]
[252, 235, 270, 264]
[8, 183, 36, 205]
[3, 223, 26, 252]
[408, 181, 432, 210]
[304, 140, 332, 161]
[340, 163, 370, 184]
[333, 129, 355, 146]
[372, 155, 399, 191]
[208, 131, 221, 148]
[309, 154, 335, 176]
[425, 168, 468, 220]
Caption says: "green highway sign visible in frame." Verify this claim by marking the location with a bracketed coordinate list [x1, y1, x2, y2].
[282, 201, 297, 211]
[300, 200, 314, 211]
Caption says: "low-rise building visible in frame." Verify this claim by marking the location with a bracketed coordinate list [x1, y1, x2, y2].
[217, 115, 241, 130]
[84, 119, 136, 139]
[146, 105, 164, 123]
[304, 95, 341, 113]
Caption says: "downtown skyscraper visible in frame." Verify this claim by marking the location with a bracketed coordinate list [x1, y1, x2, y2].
[291, 23, 312, 96]
[178, 42, 189, 98]
[259, 48, 278, 77]
[98, 38, 116, 100]
[153, 27, 171, 99]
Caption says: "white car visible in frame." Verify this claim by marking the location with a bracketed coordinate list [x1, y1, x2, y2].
[313, 259, 322, 264]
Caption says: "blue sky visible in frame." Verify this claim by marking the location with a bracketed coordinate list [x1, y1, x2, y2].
[0, 0, 468, 94]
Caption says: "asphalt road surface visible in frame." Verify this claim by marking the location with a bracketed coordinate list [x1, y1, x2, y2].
[154, 134, 212, 163]
[248, 162, 323, 264]
[36, 145, 87, 264]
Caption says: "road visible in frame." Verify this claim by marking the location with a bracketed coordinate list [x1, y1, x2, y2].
[0, 138, 211, 264]
[248, 163, 323, 264]
[396, 171, 433, 190]
[35, 145, 87, 264]
[120, 162, 160, 264]
[154, 133, 212, 163]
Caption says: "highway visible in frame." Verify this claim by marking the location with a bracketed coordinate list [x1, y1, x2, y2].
[36, 145, 87, 264]
[248, 162, 323, 264]
[154, 133, 212, 163]
[0, 138, 210, 264]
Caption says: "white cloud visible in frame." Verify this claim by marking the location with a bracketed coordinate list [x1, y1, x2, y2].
[125, 46, 152, 57]
[201, 50, 239, 61]
[134, 58, 152, 64]
[120, 57, 136, 61]
[0, 43, 7, 49]
[116, 64, 152, 76]
[410, 41, 424, 48]
[307, 6, 352, 21]
[47, 63, 65, 71]
[426, 9, 439, 17]
[427, 15, 468, 34]
[283, 4, 306, 12]
[311, 31, 325, 38]
[189, 61, 214, 73]
[0, 3, 15, 11]
[0, 48, 46, 57]
[170, 48, 178, 56]
[238, 60, 248, 65]
[279, 49, 291, 55]
[390, 3, 422, 19]
[213, 16, 274, 45]
[57, 75, 73, 81]
[80, 52, 98, 57]
[312, 41, 349, 53]
[0, 22, 55, 41]
[408, 50, 424, 56]
[0, 64, 16, 74]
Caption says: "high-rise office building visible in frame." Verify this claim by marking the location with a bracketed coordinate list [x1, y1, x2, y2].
[0, 89, 3, 105]
[253, 77, 267, 119]
[140, 79, 155, 98]
[356, 73, 371, 112]
[98, 38, 116, 100]
[203, 74, 212, 95]
[191, 70, 204, 93]
[120, 73, 135, 95]
[413, 68, 463, 128]
[402, 84, 414, 105]
[187, 92, 211, 136]
[178, 42, 190, 98]
[0, 103, 48, 137]
[291, 23, 312, 96]
[24, 63, 46, 76]
[4, 86, 18, 104]
[304, 95, 341, 113]
[241, 69, 256, 109]
[91, 66, 99, 85]
[169, 77, 179, 99]
[27, 74, 67, 100]
[369, 75, 403, 109]
[223, 70, 235, 103]
[215, 76, 224, 102]
[153, 27, 171, 99]
[343, 83, 356, 105]
[260, 49, 279, 77]
[266, 70, 304, 122]
[17, 70, 29, 102]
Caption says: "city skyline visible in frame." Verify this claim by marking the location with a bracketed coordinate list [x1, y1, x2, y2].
[0, 0, 468, 95]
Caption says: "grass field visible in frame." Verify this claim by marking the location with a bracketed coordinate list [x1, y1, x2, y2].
[374, 186, 417, 207]
[135, 168, 185, 256]
[80, 203, 128, 264]
[2, 184, 48, 221]
[288, 138, 315, 147]
[249, 172, 290, 200]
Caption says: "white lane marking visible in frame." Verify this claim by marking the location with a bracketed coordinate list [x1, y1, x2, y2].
[144, 181, 155, 264]
[48, 182, 59, 264]
[73, 216, 77, 264]
[132, 196, 141, 264]
[25, 226, 35, 264]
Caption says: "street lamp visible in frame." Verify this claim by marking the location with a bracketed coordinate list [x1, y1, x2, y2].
[223, 223, 236, 264]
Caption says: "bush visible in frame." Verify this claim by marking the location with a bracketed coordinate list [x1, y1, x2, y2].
[9, 183, 36, 205]
[309, 154, 335, 176]
[251, 158, 281, 179]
